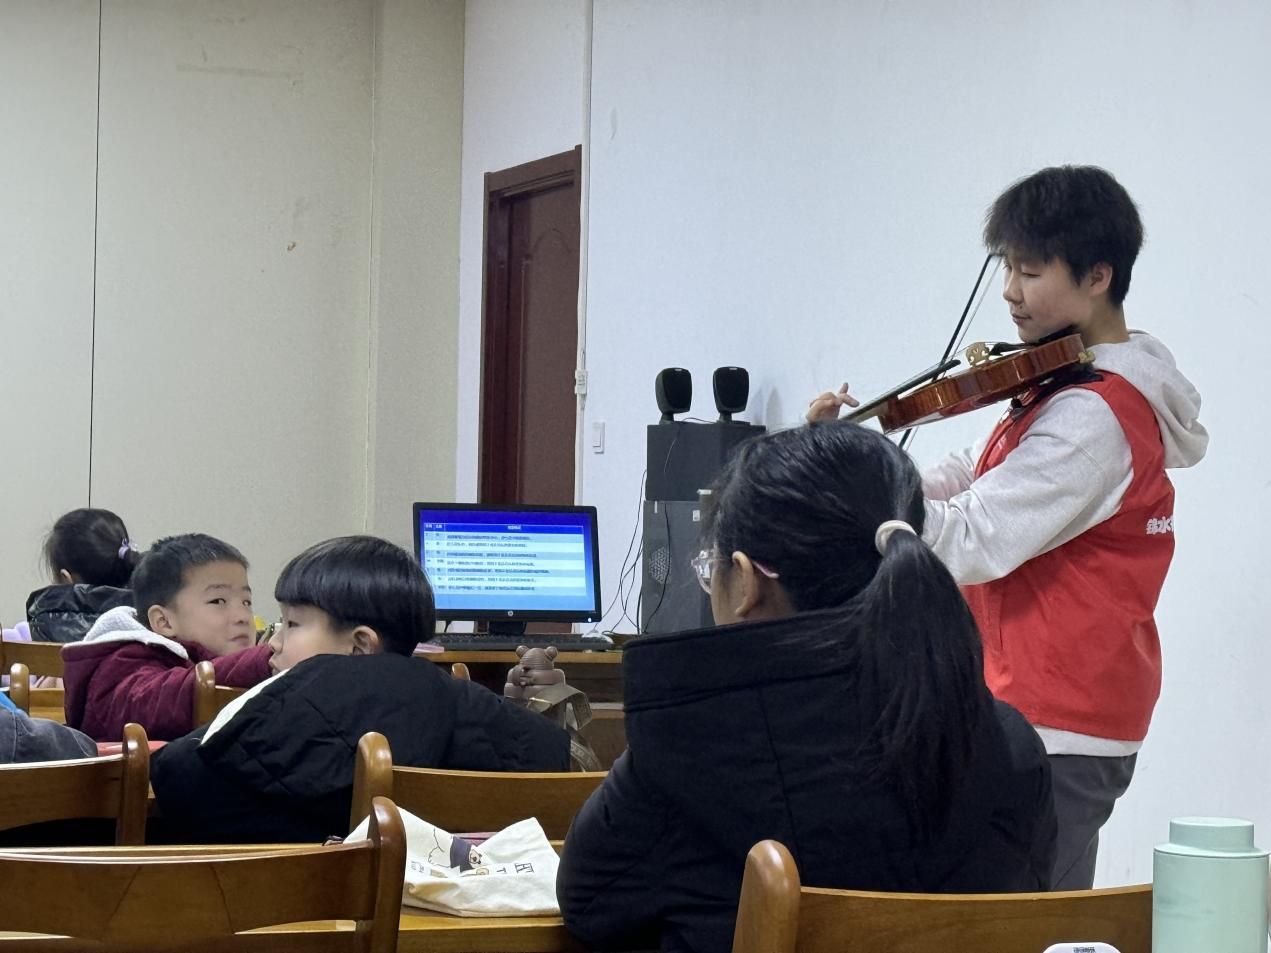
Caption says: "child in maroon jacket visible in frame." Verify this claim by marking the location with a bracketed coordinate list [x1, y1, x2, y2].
[61, 534, 272, 741]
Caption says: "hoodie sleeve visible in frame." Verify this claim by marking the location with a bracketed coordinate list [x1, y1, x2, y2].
[921, 436, 988, 502]
[91, 644, 272, 742]
[557, 750, 672, 949]
[208, 644, 274, 687]
[922, 388, 1133, 585]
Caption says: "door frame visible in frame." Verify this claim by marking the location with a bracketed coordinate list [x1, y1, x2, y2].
[478, 146, 583, 503]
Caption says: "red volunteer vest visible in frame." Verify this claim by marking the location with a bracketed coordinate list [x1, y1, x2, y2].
[960, 372, 1174, 741]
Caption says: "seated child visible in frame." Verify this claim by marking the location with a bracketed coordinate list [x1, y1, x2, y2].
[27, 508, 138, 644]
[61, 534, 272, 741]
[557, 422, 1058, 953]
[150, 535, 571, 844]
[1, 703, 98, 763]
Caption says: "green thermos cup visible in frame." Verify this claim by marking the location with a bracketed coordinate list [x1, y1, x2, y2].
[1153, 817, 1268, 953]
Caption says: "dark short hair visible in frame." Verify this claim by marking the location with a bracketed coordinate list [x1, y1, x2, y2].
[984, 165, 1144, 304]
[274, 536, 435, 657]
[132, 534, 249, 622]
[44, 508, 138, 588]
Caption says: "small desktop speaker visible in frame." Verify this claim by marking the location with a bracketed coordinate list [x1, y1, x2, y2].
[655, 368, 692, 422]
[712, 366, 749, 421]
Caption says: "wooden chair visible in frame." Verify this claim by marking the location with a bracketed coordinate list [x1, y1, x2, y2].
[0, 639, 66, 678]
[5, 662, 67, 722]
[350, 731, 606, 837]
[732, 840, 1152, 953]
[0, 722, 151, 846]
[451, 661, 471, 680]
[0, 795, 407, 951]
[193, 659, 248, 727]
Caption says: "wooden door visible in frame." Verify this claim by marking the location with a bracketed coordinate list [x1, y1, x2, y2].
[479, 147, 582, 505]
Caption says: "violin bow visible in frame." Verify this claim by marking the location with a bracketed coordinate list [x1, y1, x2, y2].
[897, 253, 999, 452]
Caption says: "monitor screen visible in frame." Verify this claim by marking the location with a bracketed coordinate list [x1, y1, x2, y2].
[412, 503, 602, 623]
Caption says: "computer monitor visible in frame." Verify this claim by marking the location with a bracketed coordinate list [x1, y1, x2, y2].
[413, 502, 602, 632]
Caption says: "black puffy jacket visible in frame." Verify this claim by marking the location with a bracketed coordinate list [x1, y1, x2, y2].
[150, 652, 571, 843]
[557, 611, 1058, 953]
[26, 584, 133, 643]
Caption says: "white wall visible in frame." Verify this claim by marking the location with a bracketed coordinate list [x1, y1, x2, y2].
[577, 0, 1269, 885]
[456, 0, 590, 500]
[1, 0, 464, 624]
[0, 1, 100, 624]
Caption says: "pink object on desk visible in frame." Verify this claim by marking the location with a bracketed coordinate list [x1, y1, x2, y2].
[2, 622, 32, 642]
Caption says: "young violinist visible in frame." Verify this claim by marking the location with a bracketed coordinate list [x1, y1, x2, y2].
[808, 165, 1208, 889]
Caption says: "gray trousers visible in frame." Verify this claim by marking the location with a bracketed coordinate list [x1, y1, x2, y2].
[1048, 753, 1138, 891]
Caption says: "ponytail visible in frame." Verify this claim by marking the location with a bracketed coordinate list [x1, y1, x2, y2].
[114, 540, 142, 586]
[851, 527, 986, 831]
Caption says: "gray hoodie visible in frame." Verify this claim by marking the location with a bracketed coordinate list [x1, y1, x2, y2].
[1, 707, 97, 763]
[922, 330, 1206, 585]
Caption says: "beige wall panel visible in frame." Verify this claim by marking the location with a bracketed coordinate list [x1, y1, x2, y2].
[0, 1, 99, 624]
[90, 0, 374, 615]
[366, 0, 463, 552]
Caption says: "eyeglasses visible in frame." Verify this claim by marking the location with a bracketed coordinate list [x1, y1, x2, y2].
[691, 550, 779, 594]
[691, 551, 725, 593]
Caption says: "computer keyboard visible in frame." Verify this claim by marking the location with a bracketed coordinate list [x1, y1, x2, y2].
[431, 634, 614, 652]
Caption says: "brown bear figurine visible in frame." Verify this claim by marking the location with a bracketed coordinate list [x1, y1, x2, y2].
[503, 645, 566, 702]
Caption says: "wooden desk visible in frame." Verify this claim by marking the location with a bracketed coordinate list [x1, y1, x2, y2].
[0, 845, 581, 952]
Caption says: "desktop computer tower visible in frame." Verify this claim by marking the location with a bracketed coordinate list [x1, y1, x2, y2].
[645, 420, 765, 501]
[640, 499, 713, 634]
[639, 419, 765, 634]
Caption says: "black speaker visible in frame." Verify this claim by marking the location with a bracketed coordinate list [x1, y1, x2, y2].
[640, 499, 713, 634]
[655, 368, 692, 422]
[712, 366, 749, 421]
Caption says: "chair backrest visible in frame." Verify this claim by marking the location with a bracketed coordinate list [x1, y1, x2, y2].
[6, 662, 66, 722]
[349, 731, 606, 838]
[0, 795, 407, 951]
[0, 640, 66, 678]
[732, 840, 1152, 953]
[192, 659, 248, 727]
[0, 721, 151, 845]
[451, 661, 471, 680]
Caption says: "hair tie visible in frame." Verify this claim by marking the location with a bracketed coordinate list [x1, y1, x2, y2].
[117, 539, 134, 559]
[874, 520, 916, 555]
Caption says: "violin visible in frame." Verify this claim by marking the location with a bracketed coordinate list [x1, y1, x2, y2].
[846, 333, 1092, 434]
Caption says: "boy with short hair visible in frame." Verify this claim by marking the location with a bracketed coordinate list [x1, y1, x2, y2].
[810, 165, 1207, 888]
[264, 534, 435, 673]
[62, 533, 273, 741]
[150, 536, 570, 844]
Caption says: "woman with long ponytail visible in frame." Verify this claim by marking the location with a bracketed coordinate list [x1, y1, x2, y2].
[559, 421, 1057, 953]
